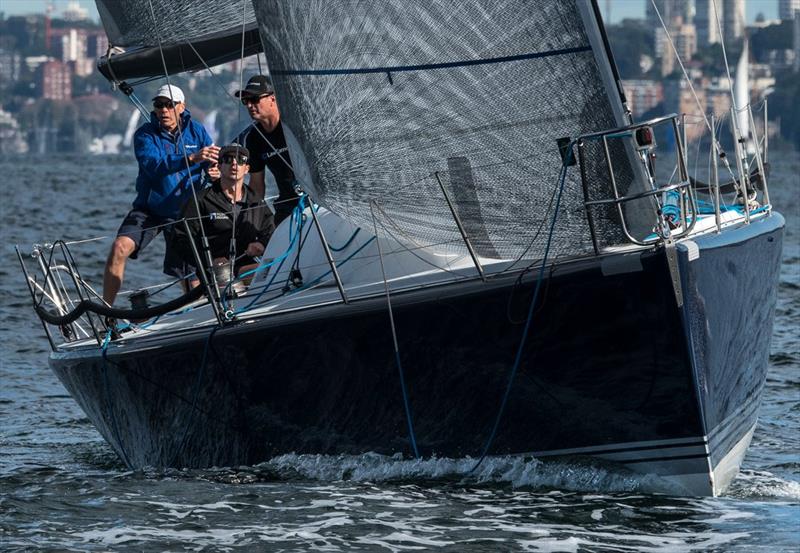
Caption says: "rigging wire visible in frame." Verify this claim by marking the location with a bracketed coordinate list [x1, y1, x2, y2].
[648, 0, 711, 134]
[468, 146, 572, 475]
[100, 329, 133, 469]
[370, 200, 420, 459]
[146, 0, 217, 312]
[649, 0, 738, 182]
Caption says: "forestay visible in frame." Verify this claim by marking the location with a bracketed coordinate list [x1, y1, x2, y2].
[253, 0, 643, 261]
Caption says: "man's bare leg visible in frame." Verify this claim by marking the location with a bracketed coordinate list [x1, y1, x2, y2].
[103, 236, 136, 306]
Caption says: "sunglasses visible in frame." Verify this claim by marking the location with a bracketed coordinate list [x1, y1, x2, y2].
[241, 94, 273, 106]
[220, 154, 249, 165]
[153, 100, 178, 109]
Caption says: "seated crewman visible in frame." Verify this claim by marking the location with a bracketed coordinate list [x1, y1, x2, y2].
[175, 143, 275, 285]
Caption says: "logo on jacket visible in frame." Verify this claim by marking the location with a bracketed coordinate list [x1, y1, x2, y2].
[209, 212, 230, 221]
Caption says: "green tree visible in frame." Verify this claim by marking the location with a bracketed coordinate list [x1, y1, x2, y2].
[750, 21, 793, 63]
[606, 19, 655, 79]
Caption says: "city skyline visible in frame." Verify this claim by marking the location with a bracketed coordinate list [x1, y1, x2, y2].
[0, 0, 782, 25]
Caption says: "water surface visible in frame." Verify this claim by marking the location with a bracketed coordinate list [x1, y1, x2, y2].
[0, 152, 798, 552]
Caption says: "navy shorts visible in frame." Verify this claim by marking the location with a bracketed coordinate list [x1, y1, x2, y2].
[116, 209, 196, 279]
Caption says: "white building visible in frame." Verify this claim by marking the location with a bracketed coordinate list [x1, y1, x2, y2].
[62, 2, 90, 22]
[694, 0, 745, 47]
[779, 0, 800, 20]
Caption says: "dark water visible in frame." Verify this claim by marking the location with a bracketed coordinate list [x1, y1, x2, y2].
[0, 152, 798, 552]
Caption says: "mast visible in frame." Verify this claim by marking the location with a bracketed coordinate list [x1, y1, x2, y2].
[588, 0, 633, 123]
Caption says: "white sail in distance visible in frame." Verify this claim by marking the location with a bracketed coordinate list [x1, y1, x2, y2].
[734, 37, 750, 143]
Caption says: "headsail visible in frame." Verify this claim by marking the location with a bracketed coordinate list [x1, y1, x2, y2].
[95, 0, 261, 82]
[254, 0, 642, 261]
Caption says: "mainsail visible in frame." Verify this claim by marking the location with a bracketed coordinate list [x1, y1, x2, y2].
[253, 0, 641, 261]
[95, 0, 261, 82]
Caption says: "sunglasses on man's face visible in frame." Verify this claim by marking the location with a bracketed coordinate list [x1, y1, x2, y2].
[153, 100, 178, 110]
[241, 94, 273, 106]
[220, 154, 249, 165]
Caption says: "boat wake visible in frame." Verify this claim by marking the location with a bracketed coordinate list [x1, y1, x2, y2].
[192, 452, 687, 495]
[726, 469, 800, 500]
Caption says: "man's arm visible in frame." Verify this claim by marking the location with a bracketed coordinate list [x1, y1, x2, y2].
[249, 171, 266, 200]
[134, 130, 217, 180]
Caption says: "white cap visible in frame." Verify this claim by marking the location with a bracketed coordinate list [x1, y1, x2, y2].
[152, 84, 185, 103]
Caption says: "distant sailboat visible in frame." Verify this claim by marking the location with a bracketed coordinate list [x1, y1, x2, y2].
[122, 108, 139, 148]
[734, 37, 752, 152]
[204, 109, 219, 144]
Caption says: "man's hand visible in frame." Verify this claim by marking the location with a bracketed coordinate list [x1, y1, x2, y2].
[190, 145, 220, 164]
[245, 242, 265, 257]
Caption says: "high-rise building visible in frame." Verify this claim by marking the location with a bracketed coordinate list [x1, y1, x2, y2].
[723, 0, 746, 44]
[647, 0, 694, 56]
[621, 80, 664, 116]
[694, 0, 746, 47]
[794, 11, 800, 72]
[37, 60, 72, 101]
[62, 1, 90, 22]
[52, 28, 88, 64]
[0, 48, 22, 86]
[779, 0, 800, 20]
[86, 32, 109, 60]
[695, 0, 722, 46]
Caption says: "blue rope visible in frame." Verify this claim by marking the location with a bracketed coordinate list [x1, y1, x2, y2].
[468, 152, 571, 474]
[394, 349, 420, 459]
[221, 196, 308, 313]
[100, 328, 133, 469]
[329, 228, 361, 251]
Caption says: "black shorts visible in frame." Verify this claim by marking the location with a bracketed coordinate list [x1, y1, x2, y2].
[116, 209, 196, 279]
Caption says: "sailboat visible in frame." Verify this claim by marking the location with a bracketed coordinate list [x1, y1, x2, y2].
[18, 0, 784, 496]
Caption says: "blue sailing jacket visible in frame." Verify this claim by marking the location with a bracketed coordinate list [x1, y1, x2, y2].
[132, 109, 213, 219]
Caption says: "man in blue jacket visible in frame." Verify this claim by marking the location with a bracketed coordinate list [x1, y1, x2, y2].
[103, 84, 219, 306]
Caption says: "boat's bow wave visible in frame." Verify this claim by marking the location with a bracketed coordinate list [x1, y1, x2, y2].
[177, 453, 686, 495]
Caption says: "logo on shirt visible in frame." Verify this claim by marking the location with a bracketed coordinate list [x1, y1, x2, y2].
[209, 212, 230, 221]
[264, 146, 288, 160]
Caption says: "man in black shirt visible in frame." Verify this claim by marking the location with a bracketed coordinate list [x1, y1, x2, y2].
[175, 143, 275, 283]
[236, 75, 300, 225]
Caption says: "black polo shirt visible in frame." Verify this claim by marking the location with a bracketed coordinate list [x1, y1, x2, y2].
[238, 121, 299, 212]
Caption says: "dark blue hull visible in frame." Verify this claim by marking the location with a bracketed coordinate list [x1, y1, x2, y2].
[49, 214, 784, 495]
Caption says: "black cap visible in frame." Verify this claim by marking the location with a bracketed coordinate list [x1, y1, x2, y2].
[234, 75, 275, 98]
[218, 143, 250, 161]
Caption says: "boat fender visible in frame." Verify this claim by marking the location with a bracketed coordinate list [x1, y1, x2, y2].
[679, 240, 700, 262]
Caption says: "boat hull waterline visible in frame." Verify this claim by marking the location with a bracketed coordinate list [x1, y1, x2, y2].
[49, 214, 784, 496]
